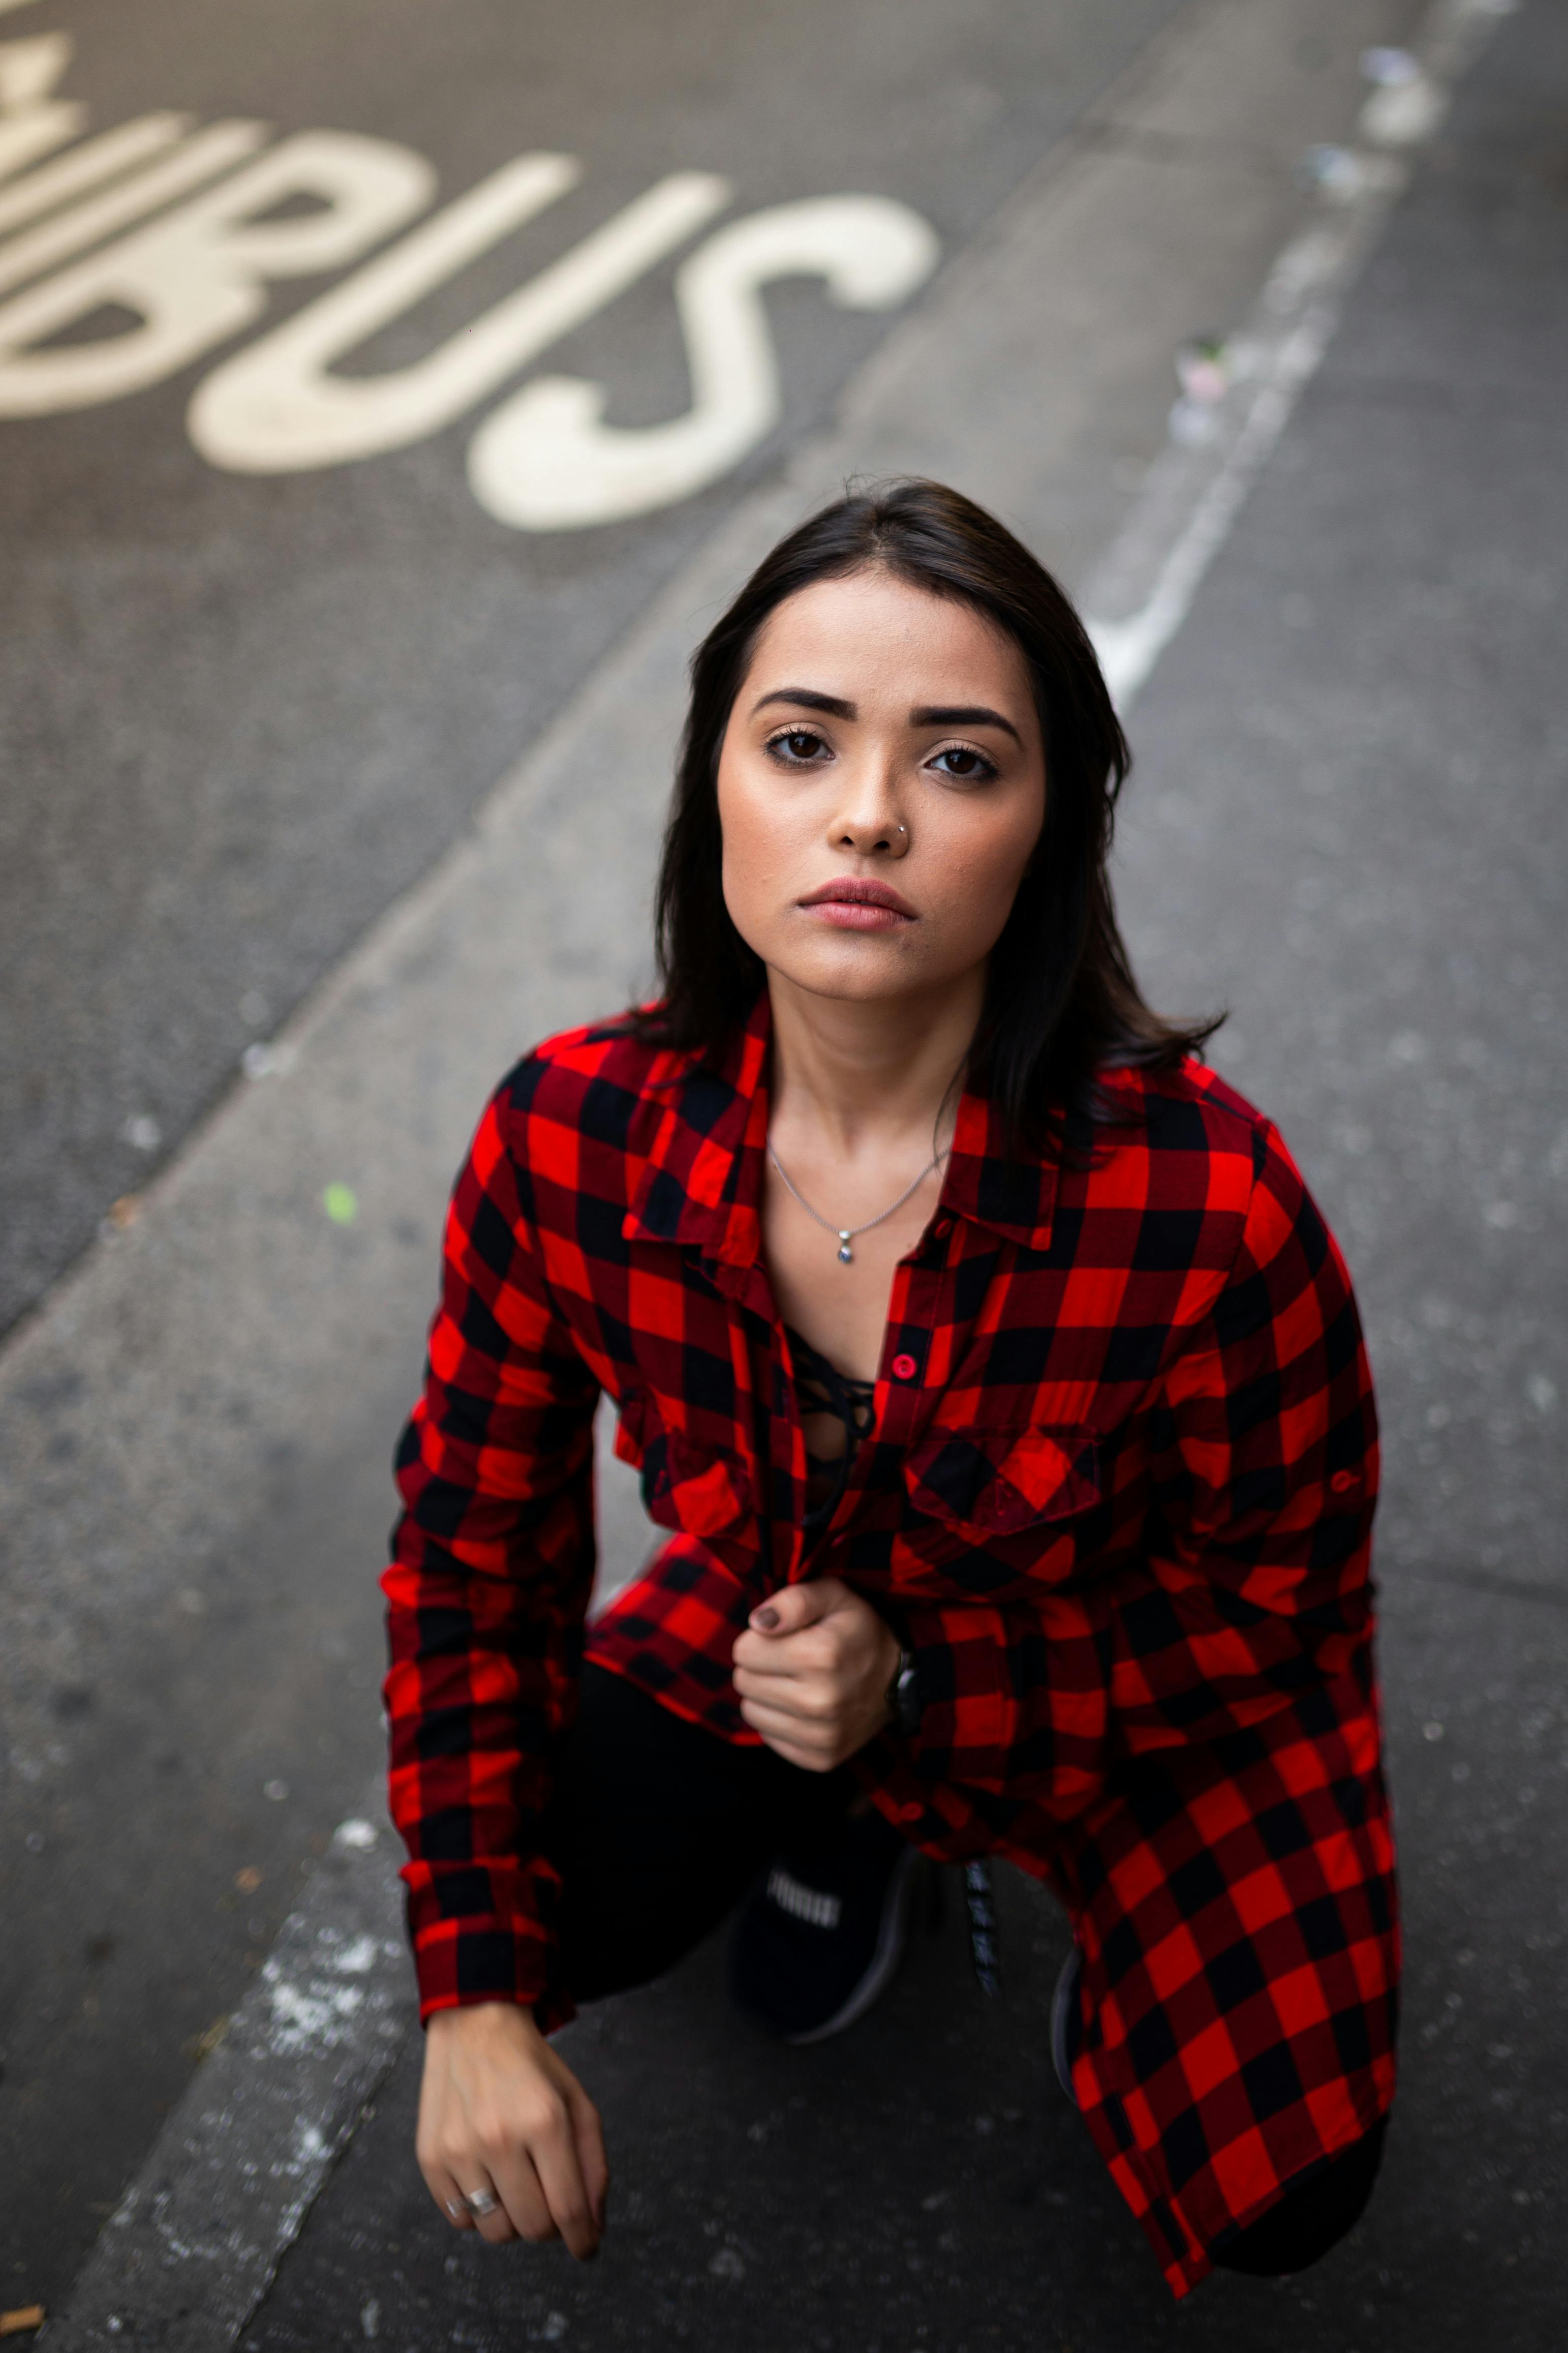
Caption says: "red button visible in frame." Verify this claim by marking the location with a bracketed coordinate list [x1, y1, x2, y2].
[934, 1218, 953, 1239]
[891, 1352, 918, 1380]
[1330, 1469, 1358, 1493]
[899, 1801, 923, 1822]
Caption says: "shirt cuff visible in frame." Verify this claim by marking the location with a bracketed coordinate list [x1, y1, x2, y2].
[404, 1862, 576, 2035]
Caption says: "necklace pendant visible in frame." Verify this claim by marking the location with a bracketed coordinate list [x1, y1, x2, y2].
[837, 1233, 853, 1265]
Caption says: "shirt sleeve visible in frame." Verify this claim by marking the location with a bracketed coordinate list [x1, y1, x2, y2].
[861, 1119, 1378, 1847]
[382, 1085, 599, 2027]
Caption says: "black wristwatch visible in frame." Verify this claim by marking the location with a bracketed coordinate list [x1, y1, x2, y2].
[888, 1644, 923, 1739]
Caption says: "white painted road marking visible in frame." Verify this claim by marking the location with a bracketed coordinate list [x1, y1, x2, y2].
[0, 117, 275, 307]
[191, 165, 732, 472]
[0, 27, 938, 524]
[0, 111, 195, 242]
[469, 192, 941, 529]
[1084, 0, 1519, 705]
[0, 128, 435, 408]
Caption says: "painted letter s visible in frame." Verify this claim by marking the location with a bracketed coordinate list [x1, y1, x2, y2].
[465, 194, 939, 531]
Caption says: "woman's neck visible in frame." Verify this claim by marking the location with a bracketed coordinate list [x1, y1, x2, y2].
[765, 966, 983, 1154]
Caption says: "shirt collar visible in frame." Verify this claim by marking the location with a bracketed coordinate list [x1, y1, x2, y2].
[623, 991, 1057, 1261]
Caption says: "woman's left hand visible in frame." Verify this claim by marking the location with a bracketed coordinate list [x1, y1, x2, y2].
[731, 1578, 902, 1770]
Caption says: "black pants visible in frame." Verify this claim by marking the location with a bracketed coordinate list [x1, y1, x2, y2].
[551, 1664, 1385, 2279]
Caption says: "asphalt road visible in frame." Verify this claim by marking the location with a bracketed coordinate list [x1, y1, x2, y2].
[0, 0, 1186, 1338]
[7, 0, 1561, 2339]
[241, 5, 1567, 2347]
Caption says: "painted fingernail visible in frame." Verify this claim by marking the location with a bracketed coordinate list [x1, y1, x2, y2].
[752, 1606, 780, 1630]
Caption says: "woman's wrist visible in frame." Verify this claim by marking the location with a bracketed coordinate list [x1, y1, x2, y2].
[427, 2000, 544, 2048]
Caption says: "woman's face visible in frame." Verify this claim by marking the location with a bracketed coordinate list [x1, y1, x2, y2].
[716, 567, 1046, 1008]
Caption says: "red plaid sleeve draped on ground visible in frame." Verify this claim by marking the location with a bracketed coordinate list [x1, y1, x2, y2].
[384, 993, 1397, 2290]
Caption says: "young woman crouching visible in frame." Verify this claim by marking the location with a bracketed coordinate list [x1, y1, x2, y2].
[384, 479, 1398, 2298]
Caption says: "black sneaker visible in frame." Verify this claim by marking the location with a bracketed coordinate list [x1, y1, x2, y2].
[729, 1806, 923, 2045]
[1051, 1942, 1083, 2105]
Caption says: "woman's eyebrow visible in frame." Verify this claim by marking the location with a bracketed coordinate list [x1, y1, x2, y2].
[750, 687, 857, 719]
[911, 703, 1023, 745]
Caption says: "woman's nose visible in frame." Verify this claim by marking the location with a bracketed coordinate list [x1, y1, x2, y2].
[830, 769, 910, 857]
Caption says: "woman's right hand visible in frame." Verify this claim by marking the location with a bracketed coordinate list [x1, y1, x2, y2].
[416, 2002, 608, 2259]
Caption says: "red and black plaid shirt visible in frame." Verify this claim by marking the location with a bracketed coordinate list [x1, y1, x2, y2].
[385, 995, 1398, 2296]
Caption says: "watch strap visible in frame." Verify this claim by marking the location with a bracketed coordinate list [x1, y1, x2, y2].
[889, 1643, 922, 1739]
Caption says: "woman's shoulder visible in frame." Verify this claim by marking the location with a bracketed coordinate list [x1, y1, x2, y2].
[488, 1007, 694, 1144]
[1097, 1051, 1271, 1141]
[1087, 1053, 1301, 1209]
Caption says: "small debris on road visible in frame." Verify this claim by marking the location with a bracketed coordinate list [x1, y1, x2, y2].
[1167, 334, 1233, 445]
[242, 1041, 299, 1081]
[322, 1183, 359, 1226]
[0, 2308, 45, 2338]
[187, 2016, 229, 2064]
[1302, 141, 1356, 194]
[1360, 45, 1421, 85]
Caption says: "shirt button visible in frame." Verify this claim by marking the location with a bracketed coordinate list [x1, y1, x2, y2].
[934, 1217, 953, 1240]
[891, 1352, 918, 1381]
[1330, 1469, 1359, 1493]
[898, 1800, 923, 1822]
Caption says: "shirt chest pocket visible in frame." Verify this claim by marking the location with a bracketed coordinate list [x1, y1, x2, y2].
[612, 1388, 751, 1541]
[903, 1421, 1101, 1557]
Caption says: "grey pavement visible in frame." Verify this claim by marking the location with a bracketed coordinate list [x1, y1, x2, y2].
[3, 0, 1435, 2321]
[5, 0, 1562, 2339]
[239, 3, 1565, 2345]
[0, 0, 1186, 1338]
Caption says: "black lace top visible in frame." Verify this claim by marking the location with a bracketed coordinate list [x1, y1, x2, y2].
[778, 1331, 1003, 1999]
[785, 1324, 876, 1547]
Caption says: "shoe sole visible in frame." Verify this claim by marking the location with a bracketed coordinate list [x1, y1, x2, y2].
[782, 1845, 924, 2046]
[1051, 1943, 1082, 2105]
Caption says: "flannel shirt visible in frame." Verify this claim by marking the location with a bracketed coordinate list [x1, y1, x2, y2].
[384, 993, 1398, 2297]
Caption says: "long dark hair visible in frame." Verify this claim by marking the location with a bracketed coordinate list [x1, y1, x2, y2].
[638, 478, 1217, 1156]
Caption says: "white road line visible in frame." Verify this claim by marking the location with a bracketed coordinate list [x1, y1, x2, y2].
[1083, 0, 1520, 706]
[44, 1798, 408, 2353]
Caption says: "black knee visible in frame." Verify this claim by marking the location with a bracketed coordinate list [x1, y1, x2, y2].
[1211, 2116, 1388, 2277]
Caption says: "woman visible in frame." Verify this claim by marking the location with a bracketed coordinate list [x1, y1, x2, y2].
[384, 480, 1398, 2300]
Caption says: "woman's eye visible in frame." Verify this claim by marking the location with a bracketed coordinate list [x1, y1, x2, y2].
[930, 744, 996, 781]
[767, 728, 828, 764]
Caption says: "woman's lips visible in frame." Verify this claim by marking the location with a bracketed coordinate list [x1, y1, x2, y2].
[796, 879, 916, 931]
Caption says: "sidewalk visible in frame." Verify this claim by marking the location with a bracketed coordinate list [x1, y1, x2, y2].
[228, 6, 1567, 2346]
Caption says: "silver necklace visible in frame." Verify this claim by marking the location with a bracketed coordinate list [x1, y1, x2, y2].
[767, 1140, 948, 1264]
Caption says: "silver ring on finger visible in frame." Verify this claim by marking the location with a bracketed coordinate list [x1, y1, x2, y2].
[445, 2198, 468, 2221]
[464, 2189, 501, 2218]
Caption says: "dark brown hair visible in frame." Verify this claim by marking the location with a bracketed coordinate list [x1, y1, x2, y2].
[638, 478, 1217, 1156]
